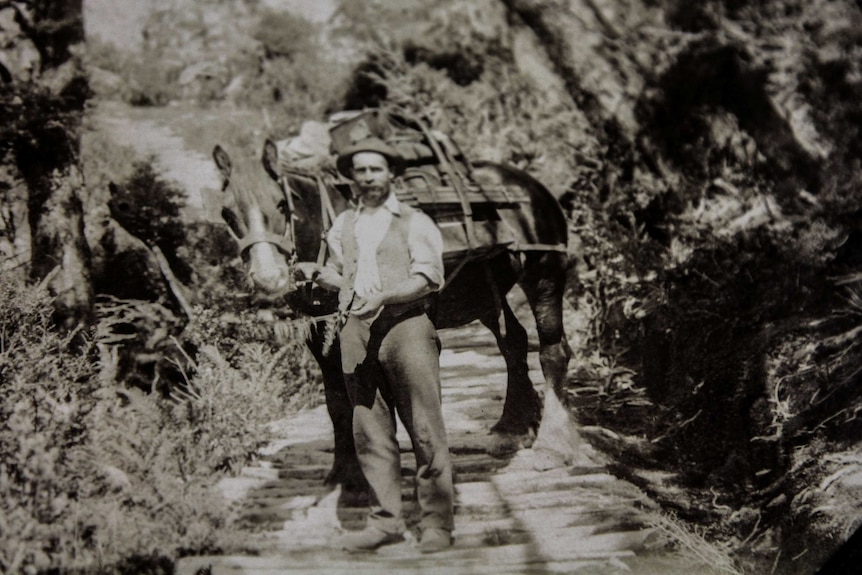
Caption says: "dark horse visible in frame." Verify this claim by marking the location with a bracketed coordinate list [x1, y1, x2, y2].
[212, 141, 584, 491]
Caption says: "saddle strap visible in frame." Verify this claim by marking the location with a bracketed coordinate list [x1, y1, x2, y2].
[315, 175, 337, 268]
[510, 242, 568, 253]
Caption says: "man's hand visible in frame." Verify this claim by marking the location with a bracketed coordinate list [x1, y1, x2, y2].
[349, 275, 434, 320]
[294, 262, 343, 291]
[350, 293, 385, 320]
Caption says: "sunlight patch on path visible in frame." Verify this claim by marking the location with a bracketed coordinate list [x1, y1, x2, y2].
[439, 349, 504, 370]
[217, 404, 333, 503]
[264, 405, 334, 455]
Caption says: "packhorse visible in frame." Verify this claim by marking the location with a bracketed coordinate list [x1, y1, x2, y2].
[212, 123, 583, 492]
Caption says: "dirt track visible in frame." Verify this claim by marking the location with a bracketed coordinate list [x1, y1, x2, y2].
[176, 314, 728, 575]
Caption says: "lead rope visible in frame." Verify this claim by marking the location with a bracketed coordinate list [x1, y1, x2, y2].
[280, 175, 299, 259]
[314, 174, 337, 269]
[313, 175, 347, 355]
[269, 174, 343, 355]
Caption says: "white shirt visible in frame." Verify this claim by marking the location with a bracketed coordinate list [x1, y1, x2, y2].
[326, 193, 444, 298]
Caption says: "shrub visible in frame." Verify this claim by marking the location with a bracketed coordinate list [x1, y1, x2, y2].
[108, 161, 187, 257]
[0, 267, 320, 572]
[0, 273, 98, 574]
[351, 42, 589, 194]
[249, 7, 356, 120]
[182, 304, 322, 407]
[253, 9, 318, 60]
[108, 160, 191, 283]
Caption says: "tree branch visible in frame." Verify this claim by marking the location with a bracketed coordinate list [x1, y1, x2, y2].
[150, 245, 194, 321]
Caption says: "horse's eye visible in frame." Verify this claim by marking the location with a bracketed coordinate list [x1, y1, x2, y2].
[277, 199, 288, 215]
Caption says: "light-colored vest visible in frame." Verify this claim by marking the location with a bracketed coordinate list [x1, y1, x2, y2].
[338, 203, 428, 317]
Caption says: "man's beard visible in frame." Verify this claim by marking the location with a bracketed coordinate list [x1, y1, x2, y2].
[359, 185, 389, 202]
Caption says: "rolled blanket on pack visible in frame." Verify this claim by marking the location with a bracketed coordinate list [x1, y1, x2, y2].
[276, 121, 333, 173]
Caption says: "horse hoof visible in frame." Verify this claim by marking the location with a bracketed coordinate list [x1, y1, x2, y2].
[488, 431, 532, 459]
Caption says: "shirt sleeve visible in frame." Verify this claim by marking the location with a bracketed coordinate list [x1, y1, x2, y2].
[408, 211, 445, 291]
[325, 211, 346, 274]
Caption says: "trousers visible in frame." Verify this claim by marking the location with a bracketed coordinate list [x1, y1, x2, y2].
[340, 310, 454, 535]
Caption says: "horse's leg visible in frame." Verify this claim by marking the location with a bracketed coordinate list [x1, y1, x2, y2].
[479, 299, 542, 457]
[519, 251, 592, 470]
[307, 333, 368, 496]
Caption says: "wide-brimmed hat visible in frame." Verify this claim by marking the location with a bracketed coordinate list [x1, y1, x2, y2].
[336, 137, 405, 178]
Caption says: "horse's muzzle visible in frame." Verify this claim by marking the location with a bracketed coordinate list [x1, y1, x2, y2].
[248, 267, 297, 297]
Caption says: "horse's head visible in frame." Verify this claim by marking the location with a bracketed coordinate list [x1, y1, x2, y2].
[214, 143, 297, 297]
[214, 141, 344, 299]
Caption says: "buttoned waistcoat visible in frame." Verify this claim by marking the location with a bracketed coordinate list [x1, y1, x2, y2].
[338, 202, 430, 318]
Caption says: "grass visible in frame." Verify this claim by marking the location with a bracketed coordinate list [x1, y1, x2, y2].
[646, 511, 745, 575]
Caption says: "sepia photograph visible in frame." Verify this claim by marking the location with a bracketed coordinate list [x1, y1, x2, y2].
[1, 0, 860, 573]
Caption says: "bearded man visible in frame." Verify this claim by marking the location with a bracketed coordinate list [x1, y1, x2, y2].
[307, 137, 454, 554]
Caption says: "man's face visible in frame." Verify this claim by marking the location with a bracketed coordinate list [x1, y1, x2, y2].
[351, 151, 392, 208]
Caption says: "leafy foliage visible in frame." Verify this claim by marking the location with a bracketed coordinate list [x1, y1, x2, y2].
[106, 159, 193, 288]
[85, 38, 180, 107]
[253, 8, 318, 60]
[108, 161, 186, 255]
[85, 1, 347, 126]
[3, 2, 332, 572]
[0, 273, 97, 574]
[0, 267, 320, 572]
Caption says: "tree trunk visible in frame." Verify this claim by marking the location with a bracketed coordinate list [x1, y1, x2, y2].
[9, 0, 93, 326]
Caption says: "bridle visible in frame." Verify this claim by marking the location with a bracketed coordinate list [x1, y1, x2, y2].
[222, 172, 296, 260]
[276, 168, 340, 273]
[233, 225, 296, 259]
[224, 168, 338, 267]
[223, 167, 342, 321]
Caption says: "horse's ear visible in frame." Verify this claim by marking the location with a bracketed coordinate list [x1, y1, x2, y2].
[108, 181, 120, 196]
[262, 139, 279, 181]
[212, 145, 232, 180]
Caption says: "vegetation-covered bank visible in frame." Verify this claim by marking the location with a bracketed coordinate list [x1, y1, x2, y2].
[507, 1, 862, 572]
[0, 264, 326, 573]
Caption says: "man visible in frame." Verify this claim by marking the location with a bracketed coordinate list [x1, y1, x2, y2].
[306, 137, 455, 554]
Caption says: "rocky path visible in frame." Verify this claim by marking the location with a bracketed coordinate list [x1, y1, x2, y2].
[178, 321, 716, 575]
